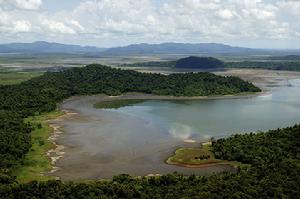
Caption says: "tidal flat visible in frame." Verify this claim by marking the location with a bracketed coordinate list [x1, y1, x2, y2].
[48, 69, 300, 180]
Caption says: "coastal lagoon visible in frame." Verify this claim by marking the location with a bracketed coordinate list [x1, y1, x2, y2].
[50, 77, 300, 180]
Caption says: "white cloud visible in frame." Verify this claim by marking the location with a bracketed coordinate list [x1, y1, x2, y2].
[13, 20, 31, 32]
[70, 20, 84, 31]
[0, 9, 9, 25]
[15, 0, 42, 10]
[41, 18, 76, 34]
[0, 0, 300, 48]
[217, 9, 234, 20]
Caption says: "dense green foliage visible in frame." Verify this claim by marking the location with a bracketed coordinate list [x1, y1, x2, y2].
[213, 125, 300, 166]
[1, 125, 299, 198]
[0, 64, 259, 183]
[226, 61, 300, 71]
[0, 71, 43, 85]
[267, 55, 300, 61]
[175, 56, 224, 69]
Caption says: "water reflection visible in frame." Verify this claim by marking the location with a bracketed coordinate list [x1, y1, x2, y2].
[52, 79, 300, 180]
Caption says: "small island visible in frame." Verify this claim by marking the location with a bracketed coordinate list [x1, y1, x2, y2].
[167, 141, 243, 168]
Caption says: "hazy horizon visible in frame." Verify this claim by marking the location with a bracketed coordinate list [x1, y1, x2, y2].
[1, 40, 300, 50]
[0, 0, 300, 49]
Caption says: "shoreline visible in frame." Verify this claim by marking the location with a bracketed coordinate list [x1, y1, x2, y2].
[62, 90, 265, 106]
[45, 91, 263, 179]
[165, 145, 241, 169]
[45, 110, 78, 179]
[166, 160, 235, 169]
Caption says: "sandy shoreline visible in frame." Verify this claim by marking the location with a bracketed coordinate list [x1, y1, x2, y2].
[45, 110, 78, 178]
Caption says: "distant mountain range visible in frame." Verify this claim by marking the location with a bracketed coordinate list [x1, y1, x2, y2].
[101, 43, 255, 55]
[0, 41, 299, 55]
[0, 41, 106, 54]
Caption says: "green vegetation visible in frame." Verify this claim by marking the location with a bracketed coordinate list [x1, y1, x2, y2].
[12, 111, 62, 183]
[94, 99, 145, 109]
[167, 144, 244, 167]
[121, 56, 300, 72]
[225, 61, 300, 71]
[167, 145, 220, 165]
[175, 56, 224, 69]
[0, 71, 43, 85]
[267, 55, 300, 61]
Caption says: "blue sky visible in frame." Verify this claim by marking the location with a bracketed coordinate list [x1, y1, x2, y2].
[42, 0, 82, 12]
[0, 0, 300, 49]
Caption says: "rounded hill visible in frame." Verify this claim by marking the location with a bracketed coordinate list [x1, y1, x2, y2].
[175, 56, 225, 69]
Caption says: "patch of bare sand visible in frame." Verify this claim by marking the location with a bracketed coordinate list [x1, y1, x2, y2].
[45, 110, 78, 176]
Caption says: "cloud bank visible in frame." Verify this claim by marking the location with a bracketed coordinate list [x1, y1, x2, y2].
[0, 0, 299, 48]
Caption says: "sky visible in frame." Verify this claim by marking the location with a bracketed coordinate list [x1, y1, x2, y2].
[0, 0, 300, 49]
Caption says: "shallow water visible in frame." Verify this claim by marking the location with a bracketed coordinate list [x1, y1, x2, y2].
[51, 79, 300, 180]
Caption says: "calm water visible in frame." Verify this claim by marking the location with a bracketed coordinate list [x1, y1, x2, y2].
[113, 79, 300, 140]
[52, 79, 300, 180]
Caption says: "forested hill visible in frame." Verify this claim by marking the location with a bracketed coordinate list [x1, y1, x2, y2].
[121, 56, 225, 69]
[175, 56, 224, 68]
[122, 55, 300, 71]
[0, 64, 259, 116]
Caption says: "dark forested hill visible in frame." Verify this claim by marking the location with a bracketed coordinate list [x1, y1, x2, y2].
[175, 56, 224, 69]
[121, 56, 225, 69]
